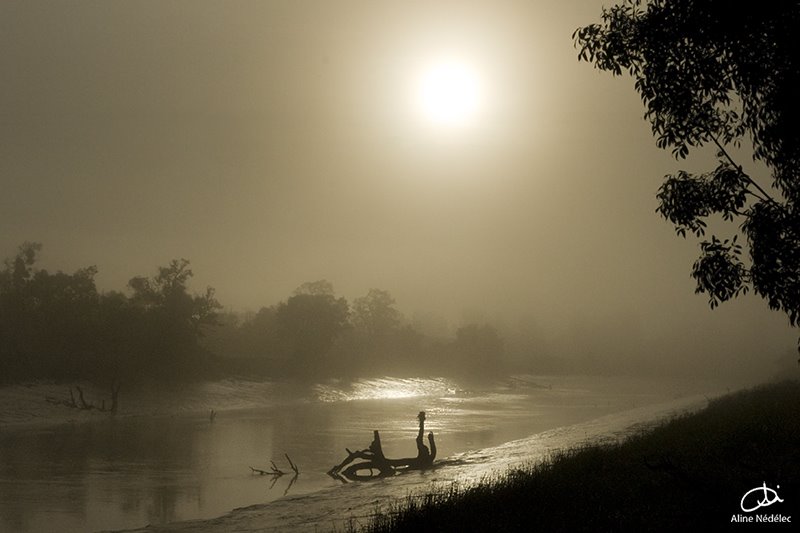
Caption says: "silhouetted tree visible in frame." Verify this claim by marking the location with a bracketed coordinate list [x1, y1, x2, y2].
[0, 243, 101, 380]
[94, 289, 142, 380]
[126, 258, 221, 377]
[275, 280, 349, 374]
[452, 323, 505, 375]
[346, 288, 407, 374]
[128, 259, 220, 332]
[352, 288, 402, 338]
[293, 279, 336, 297]
[221, 306, 280, 359]
[575, 2, 800, 334]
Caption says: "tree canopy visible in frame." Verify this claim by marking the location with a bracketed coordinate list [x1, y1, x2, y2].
[275, 280, 350, 371]
[574, 1, 800, 332]
[352, 288, 402, 338]
[0, 244, 221, 383]
[1, 245, 516, 383]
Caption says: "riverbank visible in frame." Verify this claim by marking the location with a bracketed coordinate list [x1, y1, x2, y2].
[358, 380, 800, 532]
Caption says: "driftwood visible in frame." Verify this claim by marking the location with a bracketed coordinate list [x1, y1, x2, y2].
[328, 430, 395, 481]
[45, 380, 121, 414]
[250, 454, 299, 476]
[250, 454, 300, 495]
[253, 455, 299, 477]
[329, 411, 437, 482]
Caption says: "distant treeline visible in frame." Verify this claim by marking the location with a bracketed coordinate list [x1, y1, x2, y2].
[0, 243, 505, 385]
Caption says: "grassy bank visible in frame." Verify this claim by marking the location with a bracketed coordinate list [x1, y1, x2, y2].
[358, 380, 799, 532]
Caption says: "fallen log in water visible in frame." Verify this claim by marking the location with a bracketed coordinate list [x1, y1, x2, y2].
[329, 411, 437, 482]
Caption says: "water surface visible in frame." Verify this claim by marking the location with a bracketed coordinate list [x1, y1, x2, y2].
[0, 375, 718, 532]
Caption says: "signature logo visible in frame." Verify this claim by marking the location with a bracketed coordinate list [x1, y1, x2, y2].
[741, 482, 784, 513]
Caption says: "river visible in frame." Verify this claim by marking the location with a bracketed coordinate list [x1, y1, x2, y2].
[0, 375, 726, 532]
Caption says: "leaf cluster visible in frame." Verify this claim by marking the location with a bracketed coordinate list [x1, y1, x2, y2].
[691, 236, 748, 309]
[656, 162, 747, 237]
[742, 202, 800, 325]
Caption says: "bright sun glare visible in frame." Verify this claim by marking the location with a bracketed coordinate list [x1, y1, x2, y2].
[415, 58, 483, 128]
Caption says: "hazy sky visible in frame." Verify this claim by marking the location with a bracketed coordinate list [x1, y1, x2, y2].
[1, 1, 795, 377]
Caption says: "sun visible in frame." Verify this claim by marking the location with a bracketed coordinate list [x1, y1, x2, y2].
[415, 58, 483, 129]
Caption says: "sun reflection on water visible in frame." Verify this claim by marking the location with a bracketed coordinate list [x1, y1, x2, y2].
[314, 377, 457, 402]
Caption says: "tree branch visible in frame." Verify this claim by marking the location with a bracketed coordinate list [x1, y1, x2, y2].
[743, 189, 768, 203]
[707, 132, 775, 203]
